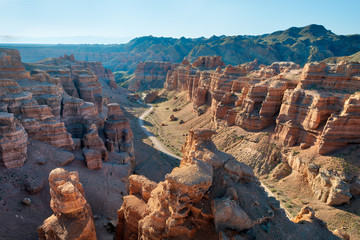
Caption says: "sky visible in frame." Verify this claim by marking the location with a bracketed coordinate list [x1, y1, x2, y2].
[0, 0, 359, 44]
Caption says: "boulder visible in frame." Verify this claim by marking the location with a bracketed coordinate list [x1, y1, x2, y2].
[82, 149, 102, 170]
[144, 90, 158, 103]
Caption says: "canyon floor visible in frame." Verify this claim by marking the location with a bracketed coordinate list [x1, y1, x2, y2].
[143, 89, 360, 239]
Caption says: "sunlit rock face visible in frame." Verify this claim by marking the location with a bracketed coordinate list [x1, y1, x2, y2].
[37, 168, 97, 240]
[0, 48, 135, 170]
[115, 129, 339, 240]
[166, 56, 360, 154]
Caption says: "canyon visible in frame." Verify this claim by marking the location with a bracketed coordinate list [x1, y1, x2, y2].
[0, 32, 359, 239]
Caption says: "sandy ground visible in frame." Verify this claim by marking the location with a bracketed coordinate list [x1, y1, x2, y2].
[0, 140, 130, 240]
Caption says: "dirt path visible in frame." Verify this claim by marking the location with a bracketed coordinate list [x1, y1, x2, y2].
[138, 105, 181, 161]
[139, 104, 292, 219]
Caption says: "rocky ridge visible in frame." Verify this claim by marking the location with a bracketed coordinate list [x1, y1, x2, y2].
[115, 129, 339, 239]
[6, 24, 360, 74]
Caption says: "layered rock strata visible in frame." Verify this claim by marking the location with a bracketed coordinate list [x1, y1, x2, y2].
[131, 61, 178, 91]
[0, 50, 74, 151]
[280, 152, 353, 206]
[165, 56, 360, 155]
[0, 48, 134, 169]
[0, 112, 28, 168]
[104, 103, 134, 166]
[25, 53, 118, 114]
[38, 168, 97, 240]
[115, 129, 338, 240]
[0, 48, 30, 79]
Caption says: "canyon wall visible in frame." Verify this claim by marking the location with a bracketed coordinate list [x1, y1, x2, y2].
[129, 61, 178, 91]
[164, 56, 360, 206]
[0, 48, 134, 169]
[165, 56, 360, 155]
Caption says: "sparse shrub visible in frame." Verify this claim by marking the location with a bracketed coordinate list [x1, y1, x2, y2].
[292, 150, 300, 156]
[285, 203, 293, 209]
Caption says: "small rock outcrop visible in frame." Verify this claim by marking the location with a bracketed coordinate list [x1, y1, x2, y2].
[38, 168, 97, 240]
[144, 90, 158, 103]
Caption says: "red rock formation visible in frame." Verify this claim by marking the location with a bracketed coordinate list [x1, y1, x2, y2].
[82, 148, 102, 170]
[82, 124, 108, 162]
[20, 69, 64, 118]
[81, 61, 117, 89]
[164, 59, 192, 91]
[115, 129, 338, 239]
[0, 48, 136, 172]
[28, 54, 120, 114]
[144, 90, 158, 103]
[0, 48, 30, 80]
[319, 92, 360, 154]
[0, 112, 28, 168]
[132, 61, 177, 91]
[72, 68, 103, 113]
[38, 168, 97, 240]
[191, 56, 225, 69]
[104, 103, 135, 166]
[165, 57, 360, 154]
[37, 54, 116, 89]
[61, 95, 103, 138]
[274, 61, 360, 152]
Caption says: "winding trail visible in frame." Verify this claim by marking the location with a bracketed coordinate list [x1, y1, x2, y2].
[138, 105, 182, 161]
[138, 105, 292, 219]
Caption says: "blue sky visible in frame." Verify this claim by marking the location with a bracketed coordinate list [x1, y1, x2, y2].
[0, 0, 359, 43]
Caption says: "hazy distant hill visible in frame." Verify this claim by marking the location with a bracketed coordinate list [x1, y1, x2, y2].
[1, 24, 359, 73]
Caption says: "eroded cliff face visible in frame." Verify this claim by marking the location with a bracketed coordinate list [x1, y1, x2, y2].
[165, 56, 360, 155]
[38, 168, 97, 240]
[163, 56, 360, 206]
[115, 129, 339, 240]
[130, 61, 178, 91]
[0, 48, 134, 169]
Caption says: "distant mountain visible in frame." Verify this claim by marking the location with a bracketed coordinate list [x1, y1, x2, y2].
[1, 24, 359, 73]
